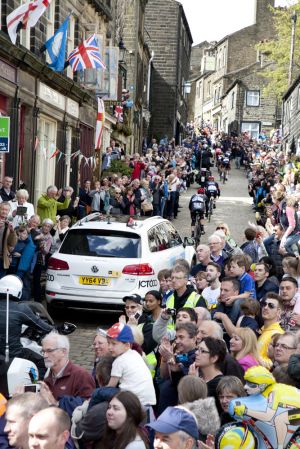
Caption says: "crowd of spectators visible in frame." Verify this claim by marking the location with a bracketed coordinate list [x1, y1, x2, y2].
[2, 126, 300, 449]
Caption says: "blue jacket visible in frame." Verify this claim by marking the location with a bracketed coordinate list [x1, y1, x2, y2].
[16, 235, 36, 278]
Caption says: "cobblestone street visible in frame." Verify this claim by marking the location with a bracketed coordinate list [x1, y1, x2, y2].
[68, 166, 254, 370]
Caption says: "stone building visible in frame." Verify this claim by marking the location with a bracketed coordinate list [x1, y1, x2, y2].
[189, 0, 279, 137]
[282, 75, 300, 155]
[0, 0, 114, 202]
[145, 0, 193, 143]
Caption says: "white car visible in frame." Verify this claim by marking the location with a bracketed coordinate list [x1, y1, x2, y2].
[45, 214, 196, 312]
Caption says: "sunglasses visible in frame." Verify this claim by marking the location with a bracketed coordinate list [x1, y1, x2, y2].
[261, 301, 276, 310]
[216, 227, 226, 230]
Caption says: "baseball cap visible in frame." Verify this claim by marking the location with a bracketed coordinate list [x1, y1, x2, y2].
[122, 294, 143, 305]
[106, 322, 134, 343]
[147, 406, 199, 440]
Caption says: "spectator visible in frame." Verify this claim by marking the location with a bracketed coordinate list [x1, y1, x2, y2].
[254, 262, 278, 301]
[32, 218, 53, 302]
[140, 290, 163, 356]
[194, 271, 209, 294]
[257, 293, 284, 368]
[197, 262, 221, 310]
[40, 332, 95, 402]
[240, 228, 259, 263]
[279, 277, 299, 331]
[165, 266, 200, 313]
[190, 244, 211, 277]
[100, 391, 149, 449]
[0, 202, 17, 278]
[215, 297, 260, 337]
[158, 323, 198, 413]
[215, 222, 240, 255]
[9, 225, 35, 300]
[148, 406, 199, 449]
[157, 268, 172, 305]
[216, 376, 245, 425]
[227, 254, 256, 323]
[152, 307, 197, 344]
[106, 322, 156, 407]
[229, 328, 261, 371]
[197, 320, 244, 381]
[56, 186, 79, 219]
[177, 376, 220, 440]
[78, 179, 92, 218]
[0, 176, 15, 202]
[109, 188, 126, 215]
[4, 393, 48, 449]
[119, 294, 144, 325]
[37, 185, 71, 222]
[151, 175, 163, 216]
[208, 234, 228, 268]
[27, 214, 41, 239]
[28, 407, 70, 449]
[91, 329, 110, 384]
[9, 189, 35, 228]
[131, 153, 146, 181]
[51, 215, 71, 254]
[193, 337, 227, 406]
[273, 331, 297, 368]
[123, 185, 137, 215]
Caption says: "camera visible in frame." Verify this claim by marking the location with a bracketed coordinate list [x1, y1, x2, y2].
[166, 308, 176, 316]
[24, 384, 40, 393]
[175, 354, 189, 364]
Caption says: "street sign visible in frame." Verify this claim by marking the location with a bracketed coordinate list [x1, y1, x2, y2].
[0, 117, 10, 153]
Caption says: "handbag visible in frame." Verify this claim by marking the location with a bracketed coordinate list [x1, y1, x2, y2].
[141, 201, 153, 212]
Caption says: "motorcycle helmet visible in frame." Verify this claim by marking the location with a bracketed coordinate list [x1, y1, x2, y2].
[216, 422, 257, 449]
[197, 188, 205, 194]
[0, 275, 23, 299]
[244, 366, 275, 387]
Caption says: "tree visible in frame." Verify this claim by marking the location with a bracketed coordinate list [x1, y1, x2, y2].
[256, 4, 300, 99]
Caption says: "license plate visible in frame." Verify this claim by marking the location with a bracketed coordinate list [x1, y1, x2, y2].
[79, 276, 111, 286]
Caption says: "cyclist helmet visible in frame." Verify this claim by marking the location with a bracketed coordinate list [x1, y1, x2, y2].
[216, 423, 256, 449]
[244, 366, 275, 387]
[197, 188, 205, 194]
[208, 176, 214, 181]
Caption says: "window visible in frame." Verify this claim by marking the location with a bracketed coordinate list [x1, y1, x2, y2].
[60, 230, 141, 258]
[45, 0, 55, 63]
[35, 116, 57, 203]
[231, 91, 235, 110]
[246, 90, 260, 107]
[19, 0, 30, 49]
[165, 223, 182, 247]
[241, 122, 260, 139]
[207, 81, 211, 96]
[67, 14, 75, 79]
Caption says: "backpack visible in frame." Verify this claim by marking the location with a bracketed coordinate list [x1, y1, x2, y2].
[191, 194, 205, 212]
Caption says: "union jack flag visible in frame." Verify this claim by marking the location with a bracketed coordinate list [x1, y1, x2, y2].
[67, 34, 106, 72]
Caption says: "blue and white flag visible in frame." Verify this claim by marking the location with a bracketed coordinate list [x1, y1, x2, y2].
[43, 15, 69, 71]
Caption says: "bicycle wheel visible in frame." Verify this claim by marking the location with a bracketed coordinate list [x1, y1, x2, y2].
[222, 172, 226, 184]
[208, 200, 213, 222]
[194, 223, 201, 247]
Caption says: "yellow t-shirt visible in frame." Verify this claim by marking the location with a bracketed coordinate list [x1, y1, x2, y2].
[257, 322, 284, 369]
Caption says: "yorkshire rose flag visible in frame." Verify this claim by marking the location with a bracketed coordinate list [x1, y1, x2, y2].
[95, 98, 105, 150]
[7, 0, 52, 44]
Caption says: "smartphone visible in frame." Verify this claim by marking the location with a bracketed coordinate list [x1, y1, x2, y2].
[134, 312, 141, 320]
[24, 384, 40, 393]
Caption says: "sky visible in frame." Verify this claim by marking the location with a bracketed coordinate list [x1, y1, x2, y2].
[177, 0, 298, 45]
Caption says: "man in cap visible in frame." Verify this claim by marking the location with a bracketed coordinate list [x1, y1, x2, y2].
[120, 294, 144, 324]
[148, 406, 199, 449]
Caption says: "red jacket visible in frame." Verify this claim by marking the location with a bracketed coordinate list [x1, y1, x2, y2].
[45, 361, 96, 400]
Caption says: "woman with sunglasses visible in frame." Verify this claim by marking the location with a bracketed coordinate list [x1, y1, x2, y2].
[193, 337, 227, 408]
[230, 328, 263, 372]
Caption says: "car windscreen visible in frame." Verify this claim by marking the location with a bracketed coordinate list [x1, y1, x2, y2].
[59, 229, 141, 258]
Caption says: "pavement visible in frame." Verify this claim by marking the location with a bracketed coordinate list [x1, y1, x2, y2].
[67, 165, 254, 370]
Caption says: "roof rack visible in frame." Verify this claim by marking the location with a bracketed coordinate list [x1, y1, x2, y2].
[73, 213, 163, 227]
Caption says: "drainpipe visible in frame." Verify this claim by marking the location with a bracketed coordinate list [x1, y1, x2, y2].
[147, 51, 154, 110]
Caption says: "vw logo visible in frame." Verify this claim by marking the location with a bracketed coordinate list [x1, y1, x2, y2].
[91, 265, 99, 273]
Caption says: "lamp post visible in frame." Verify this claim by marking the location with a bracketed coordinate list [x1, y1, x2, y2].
[288, 10, 297, 86]
[118, 37, 126, 63]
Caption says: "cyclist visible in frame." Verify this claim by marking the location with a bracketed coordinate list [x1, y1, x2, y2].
[205, 176, 220, 209]
[189, 187, 208, 237]
[221, 152, 231, 181]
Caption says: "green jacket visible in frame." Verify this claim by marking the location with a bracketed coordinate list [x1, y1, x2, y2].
[37, 194, 70, 222]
